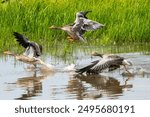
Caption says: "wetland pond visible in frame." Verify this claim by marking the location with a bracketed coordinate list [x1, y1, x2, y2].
[0, 44, 150, 100]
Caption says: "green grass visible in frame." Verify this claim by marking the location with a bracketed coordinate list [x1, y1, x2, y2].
[0, 0, 150, 51]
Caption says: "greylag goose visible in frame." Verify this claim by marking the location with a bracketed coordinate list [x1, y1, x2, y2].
[3, 51, 45, 66]
[76, 52, 132, 74]
[3, 32, 52, 69]
[49, 11, 104, 42]
[72, 11, 104, 42]
[3, 50, 55, 71]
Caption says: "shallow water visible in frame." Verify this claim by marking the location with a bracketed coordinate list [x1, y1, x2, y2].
[0, 45, 150, 100]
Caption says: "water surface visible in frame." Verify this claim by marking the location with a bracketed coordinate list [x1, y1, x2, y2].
[0, 44, 150, 100]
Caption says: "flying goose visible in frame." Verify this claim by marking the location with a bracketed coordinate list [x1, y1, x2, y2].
[13, 32, 42, 58]
[72, 11, 104, 42]
[49, 11, 104, 42]
[49, 24, 77, 42]
[76, 52, 132, 74]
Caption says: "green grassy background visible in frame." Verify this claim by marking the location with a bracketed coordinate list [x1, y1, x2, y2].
[0, 0, 150, 50]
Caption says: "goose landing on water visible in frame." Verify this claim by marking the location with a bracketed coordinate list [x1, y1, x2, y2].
[76, 52, 132, 75]
[49, 11, 104, 42]
[4, 51, 43, 64]
[3, 51, 55, 71]
[4, 32, 55, 70]
[12, 32, 43, 68]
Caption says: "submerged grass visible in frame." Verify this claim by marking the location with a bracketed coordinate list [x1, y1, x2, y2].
[0, 0, 150, 51]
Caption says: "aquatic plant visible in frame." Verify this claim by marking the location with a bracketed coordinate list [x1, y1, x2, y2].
[0, 0, 150, 50]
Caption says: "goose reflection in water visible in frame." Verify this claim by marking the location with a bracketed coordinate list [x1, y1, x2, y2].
[15, 71, 55, 100]
[66, 78, 85, 100]
[67, 74, 133, 100]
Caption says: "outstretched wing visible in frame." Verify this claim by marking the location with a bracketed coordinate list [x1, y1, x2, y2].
[82, 18, 104, 31]
[13, 32, 30, 48]
[13, 32, 42, 57]
[76, 60, 99, 74]
[91, 58, 123, 72]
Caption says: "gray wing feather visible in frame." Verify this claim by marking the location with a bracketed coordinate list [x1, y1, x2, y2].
[82, 18, 104, 31]
[91, 58, 123, 72]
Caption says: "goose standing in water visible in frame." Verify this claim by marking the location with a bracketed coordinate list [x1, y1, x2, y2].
[49, 11, 104, 42]
[76, 52, 132, 74]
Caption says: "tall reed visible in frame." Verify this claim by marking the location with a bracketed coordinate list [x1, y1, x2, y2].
[0, 0, 150, 50]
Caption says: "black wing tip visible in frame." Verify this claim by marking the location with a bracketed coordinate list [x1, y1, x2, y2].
[13, 32, 19, 35]
[75, 67, 88, 74]
[75, 69, 84, 74]
[13, 32, 22, 38]
[75, 61, 99, 74]
[13, 32, 27, 40]
[13, 32, 29, 48]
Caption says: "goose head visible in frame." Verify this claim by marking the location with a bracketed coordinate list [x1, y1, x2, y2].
[76, 10, 92, 18]
[91, 51, 103, 57]
[49, 25, 56, 29]
[3, 51, 15, 56]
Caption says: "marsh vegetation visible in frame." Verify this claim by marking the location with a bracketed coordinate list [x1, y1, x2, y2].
[0, 0, 150, 52]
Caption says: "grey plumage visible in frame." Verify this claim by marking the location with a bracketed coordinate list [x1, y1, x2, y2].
[72, 11, 104, 42]
[49, 11, 104, 42]
[76, 52, 132, 74]
[49, 24, 81, 42]
[13, 32, 42, 58]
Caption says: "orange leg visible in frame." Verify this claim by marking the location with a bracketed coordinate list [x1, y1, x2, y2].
[67, 36, 76, 42]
